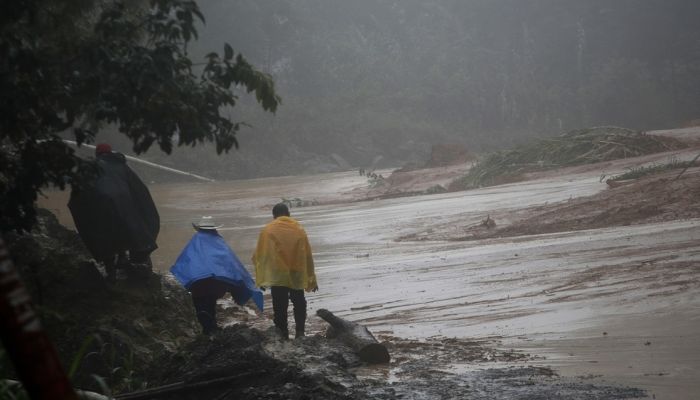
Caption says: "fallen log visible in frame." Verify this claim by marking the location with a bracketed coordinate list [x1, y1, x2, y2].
[316, 308, 390, 364]
[605, 178, 635, 188]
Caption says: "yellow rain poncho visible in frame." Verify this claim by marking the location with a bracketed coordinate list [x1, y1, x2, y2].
[253, 216, 317, 291]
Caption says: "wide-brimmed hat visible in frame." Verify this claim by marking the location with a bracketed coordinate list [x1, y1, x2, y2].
[192, 216, 222, 230]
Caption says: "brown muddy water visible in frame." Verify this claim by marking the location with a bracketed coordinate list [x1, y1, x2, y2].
[40, 169, 700, 399]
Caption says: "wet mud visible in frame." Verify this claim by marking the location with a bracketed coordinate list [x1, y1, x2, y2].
[35, 133, 700, 398]
[145, 319, 644, 400]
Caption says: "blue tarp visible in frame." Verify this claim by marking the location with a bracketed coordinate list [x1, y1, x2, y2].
[170, 231, 263, 310]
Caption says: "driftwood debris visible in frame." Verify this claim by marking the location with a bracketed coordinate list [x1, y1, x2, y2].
[675, 151, 700, 180]
[316, 308, 390, 364]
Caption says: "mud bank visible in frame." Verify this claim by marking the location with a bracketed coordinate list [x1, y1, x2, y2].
[3, 210, 648, 399]
[418, 166, 700, 242]
[145, 322, 645, 400]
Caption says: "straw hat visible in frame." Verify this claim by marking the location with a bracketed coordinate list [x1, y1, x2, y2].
[193, 216, 222, 230]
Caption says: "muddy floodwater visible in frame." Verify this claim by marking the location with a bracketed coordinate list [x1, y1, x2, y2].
[42, 168, 700, 399]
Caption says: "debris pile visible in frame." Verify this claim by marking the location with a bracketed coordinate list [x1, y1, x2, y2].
[457, 126, 687, 188]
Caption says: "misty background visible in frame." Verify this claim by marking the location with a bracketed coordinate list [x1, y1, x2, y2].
[101, 0, 700, 181]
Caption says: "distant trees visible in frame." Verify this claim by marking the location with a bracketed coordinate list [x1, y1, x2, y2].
[190, 0, 700, 172]
[0, 0, 280, 231]
[5, 0, 698, 213]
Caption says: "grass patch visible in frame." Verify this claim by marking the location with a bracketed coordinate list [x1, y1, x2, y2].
[608, 158, 695, 182]
[455, 126, 686, 189]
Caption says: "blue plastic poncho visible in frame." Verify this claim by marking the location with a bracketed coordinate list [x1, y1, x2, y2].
[170, 231, 263, 310]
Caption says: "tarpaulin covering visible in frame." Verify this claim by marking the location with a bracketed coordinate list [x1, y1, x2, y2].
[68, 153, 159, 261]
[171, 231, 263, 310]
[253, 216, 317, 291]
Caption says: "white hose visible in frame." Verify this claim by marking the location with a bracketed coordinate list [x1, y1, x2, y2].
[63, 140, 215, 182]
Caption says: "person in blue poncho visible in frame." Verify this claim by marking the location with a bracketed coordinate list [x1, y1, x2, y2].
[170, 216, 263, 334]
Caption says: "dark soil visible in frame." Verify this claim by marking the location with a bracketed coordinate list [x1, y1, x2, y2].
[141, 324, 645, 400]
[3, 209, 199, 392]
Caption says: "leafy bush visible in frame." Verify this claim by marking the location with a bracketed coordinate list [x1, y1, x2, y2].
[0, 0, 279, 232]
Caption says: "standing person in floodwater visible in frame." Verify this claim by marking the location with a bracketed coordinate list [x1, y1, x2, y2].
[68, 143, 159, 282]
[253, 203, 318, 340]
[171, 216, 263, 334]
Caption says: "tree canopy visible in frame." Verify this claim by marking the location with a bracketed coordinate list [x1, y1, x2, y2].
[0, 0, 280, 231]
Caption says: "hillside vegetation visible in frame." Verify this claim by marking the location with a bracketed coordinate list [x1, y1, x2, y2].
[453, 127, 687, 189]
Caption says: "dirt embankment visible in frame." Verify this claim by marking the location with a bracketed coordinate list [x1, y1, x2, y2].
[3, 210, 199, 392]
[346, 127, 699, 204]
[394, 164, 700, 243]
[346, 147, 471, 201]
[365, 127, 700, 242]
[454, 167, 700, 241]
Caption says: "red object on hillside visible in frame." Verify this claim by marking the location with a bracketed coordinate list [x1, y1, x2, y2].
[95, 143, 112, 155]
[0, 237, 78, 400]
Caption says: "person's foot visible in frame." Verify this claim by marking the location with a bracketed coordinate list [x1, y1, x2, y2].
[105, 263, 117, 283]
[276, 327, 289, 341]
[203, 325, 220, 336]
[295, 330, 305, 339]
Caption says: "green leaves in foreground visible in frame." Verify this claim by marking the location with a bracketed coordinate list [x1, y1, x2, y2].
[0, 0, 280, 232]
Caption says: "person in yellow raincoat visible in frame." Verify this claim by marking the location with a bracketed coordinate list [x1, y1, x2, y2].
[253, 203, 318, 339]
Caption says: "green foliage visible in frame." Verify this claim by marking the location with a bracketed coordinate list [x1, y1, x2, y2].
[87, 333, 139, 394]
[367, 173, 386, 188]
[0, 0, 280, 232]
[424, 184, 447, 195]
[67, 335, 96, 380]
[457, 127, 687, 189]
[608, 158, 695, 182]
[0, 381, 28, 400]
[3, 332, 139, 397]
[64, 331, 143, 394]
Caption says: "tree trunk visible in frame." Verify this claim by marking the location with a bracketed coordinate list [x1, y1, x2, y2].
[316, 309, 390, 364]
